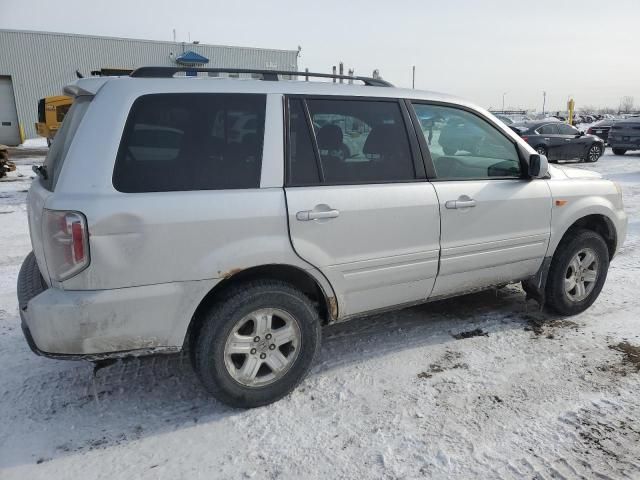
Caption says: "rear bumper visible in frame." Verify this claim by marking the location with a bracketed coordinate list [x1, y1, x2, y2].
[20, 278, 218, 359]
[609, 141, 640, 150]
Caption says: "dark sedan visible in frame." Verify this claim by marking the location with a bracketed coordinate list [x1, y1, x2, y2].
[510, 121, 604, 163]
[586, 119, 616, 144]
[609, 118, 640, 155]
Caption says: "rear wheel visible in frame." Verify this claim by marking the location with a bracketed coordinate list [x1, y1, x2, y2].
[612, 148, 627, 156]
[587, 144, 601, 162]
[193, 280, 321, 408]
[545, 229, 609, 316]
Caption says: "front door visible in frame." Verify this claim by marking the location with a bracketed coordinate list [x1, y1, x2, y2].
[556, 123, 584, 160]
[284, 96, 441, 318]
[410, 102, 552, 298]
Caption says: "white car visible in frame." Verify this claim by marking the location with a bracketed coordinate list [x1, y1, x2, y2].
[18, 68, 627, 407]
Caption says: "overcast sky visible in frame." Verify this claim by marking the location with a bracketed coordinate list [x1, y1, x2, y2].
[2, 0, 638, 111]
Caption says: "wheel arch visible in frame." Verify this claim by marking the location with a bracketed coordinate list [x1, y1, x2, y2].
[183, 264, 337, 351]
[552, 213, 617, 260]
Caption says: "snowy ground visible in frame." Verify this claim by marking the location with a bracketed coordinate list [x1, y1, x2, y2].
[1, 150, 639, 479]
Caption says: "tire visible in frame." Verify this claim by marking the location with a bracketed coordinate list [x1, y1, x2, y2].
[545, 229, 609, 316]
[193, 280, 321, 408]
[17, 252, 48, 309]
[586, 144, 601, 162]
[612, 148, 627, 156]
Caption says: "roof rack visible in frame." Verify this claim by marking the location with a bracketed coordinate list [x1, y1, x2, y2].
[129, 67, 393, 87]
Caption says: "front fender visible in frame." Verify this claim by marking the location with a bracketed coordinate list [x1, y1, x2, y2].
[546, 181, 626, 258]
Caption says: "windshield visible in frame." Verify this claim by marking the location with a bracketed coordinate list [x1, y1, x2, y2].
[41, 96, 90, 191]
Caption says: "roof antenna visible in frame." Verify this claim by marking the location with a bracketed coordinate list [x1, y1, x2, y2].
[75, 70, 84, 79]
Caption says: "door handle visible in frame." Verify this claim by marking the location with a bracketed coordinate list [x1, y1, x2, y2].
[445, 198, 476, 209]
[296, 208, 340, 221]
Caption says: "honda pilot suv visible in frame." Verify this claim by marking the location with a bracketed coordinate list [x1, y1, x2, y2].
[18, 68, 627, 408]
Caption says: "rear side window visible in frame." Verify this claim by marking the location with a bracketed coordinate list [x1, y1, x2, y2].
[42, 96, 91, 191]
[287, 97, 415, 185]
[537, 124, 558, 135]
[113, 93, 266, 192]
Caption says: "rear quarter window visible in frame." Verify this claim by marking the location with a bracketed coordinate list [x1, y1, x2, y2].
[113, 93, 266, 193]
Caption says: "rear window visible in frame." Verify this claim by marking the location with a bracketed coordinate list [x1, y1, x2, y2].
[113, 93, 266, 193]
[41, 96, 90, 191]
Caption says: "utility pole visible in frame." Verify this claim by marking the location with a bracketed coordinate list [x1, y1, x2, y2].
[542, 91, 546, 116]
[412, 65, 415, 89]
[502, 92, 507, 112]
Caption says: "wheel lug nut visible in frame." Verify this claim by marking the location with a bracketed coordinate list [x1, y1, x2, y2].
[253, 336, 260, 342]
[266, 333, 272, 340]
[250, 348, 257, 355]
[260, 353, 267, 359]
[269, 344, 276, 350]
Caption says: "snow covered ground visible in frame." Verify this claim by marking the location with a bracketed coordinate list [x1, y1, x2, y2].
[1, 151, 639, 479]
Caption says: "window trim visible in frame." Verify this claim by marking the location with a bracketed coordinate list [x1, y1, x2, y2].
[407, 100, 528, 182]
[284, 95, 426, 187]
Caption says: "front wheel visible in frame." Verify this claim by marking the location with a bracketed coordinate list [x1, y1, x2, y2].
[612, 148, 627, 156]
[587, 144, 601, 162]
[544, 229, 609, 316]
[193, 280, 321, 408]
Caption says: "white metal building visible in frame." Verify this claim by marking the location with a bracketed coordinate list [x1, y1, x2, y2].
[0, 29, 299, 145]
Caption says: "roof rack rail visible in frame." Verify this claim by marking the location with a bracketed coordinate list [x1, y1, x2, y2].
[129, 67, 393, 87]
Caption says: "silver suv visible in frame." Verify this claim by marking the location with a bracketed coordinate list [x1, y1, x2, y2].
[18, 68, 627, 407]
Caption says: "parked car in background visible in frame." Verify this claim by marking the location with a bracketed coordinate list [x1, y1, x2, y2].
[494, 114, 514, 125]
[609, 118, 640, 155]
[587, 119, 616, 144]
[510, 121, 604, 162]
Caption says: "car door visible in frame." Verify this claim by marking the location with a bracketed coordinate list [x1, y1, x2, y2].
[556, 123, 583, 159]
[536, 123, 564, 160]
[410, 102, 552, 298]
[284, 96, 441, 318]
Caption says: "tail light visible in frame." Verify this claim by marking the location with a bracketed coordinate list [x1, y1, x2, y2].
[522, 136, 529, 143]
[587, 127, 594, 134]
[42, 210, 90, 281]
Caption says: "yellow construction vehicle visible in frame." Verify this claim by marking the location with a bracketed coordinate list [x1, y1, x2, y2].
[35, 95, 73, 146]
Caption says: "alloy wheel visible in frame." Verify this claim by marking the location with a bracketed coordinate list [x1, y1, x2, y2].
[223, 308, 301, 387]
[564, 248, 599, 302]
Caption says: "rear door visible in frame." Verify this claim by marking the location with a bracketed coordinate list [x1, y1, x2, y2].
[536, 123, 564, 160]
[284, 96, 441, 318]
[410, 102, 552, 298]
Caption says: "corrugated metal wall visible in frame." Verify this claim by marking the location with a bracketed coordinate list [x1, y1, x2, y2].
[0, 29, 298, 140]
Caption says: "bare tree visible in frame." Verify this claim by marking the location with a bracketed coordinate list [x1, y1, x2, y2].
[620, 96, 635, 113]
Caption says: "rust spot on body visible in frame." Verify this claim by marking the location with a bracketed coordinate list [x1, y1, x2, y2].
[221, 268, 244, 279]
[327, 296, 338, 320]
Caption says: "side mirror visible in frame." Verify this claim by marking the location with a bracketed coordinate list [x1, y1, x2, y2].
[528, 153, 549, 179]
[577, 131, 584, 137]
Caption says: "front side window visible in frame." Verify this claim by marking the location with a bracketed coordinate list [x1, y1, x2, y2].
[288, 98, 416, 185]
[113, 93, 265, 192]
[412, 103, 521, 180]
[557, 123, 579, 135]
